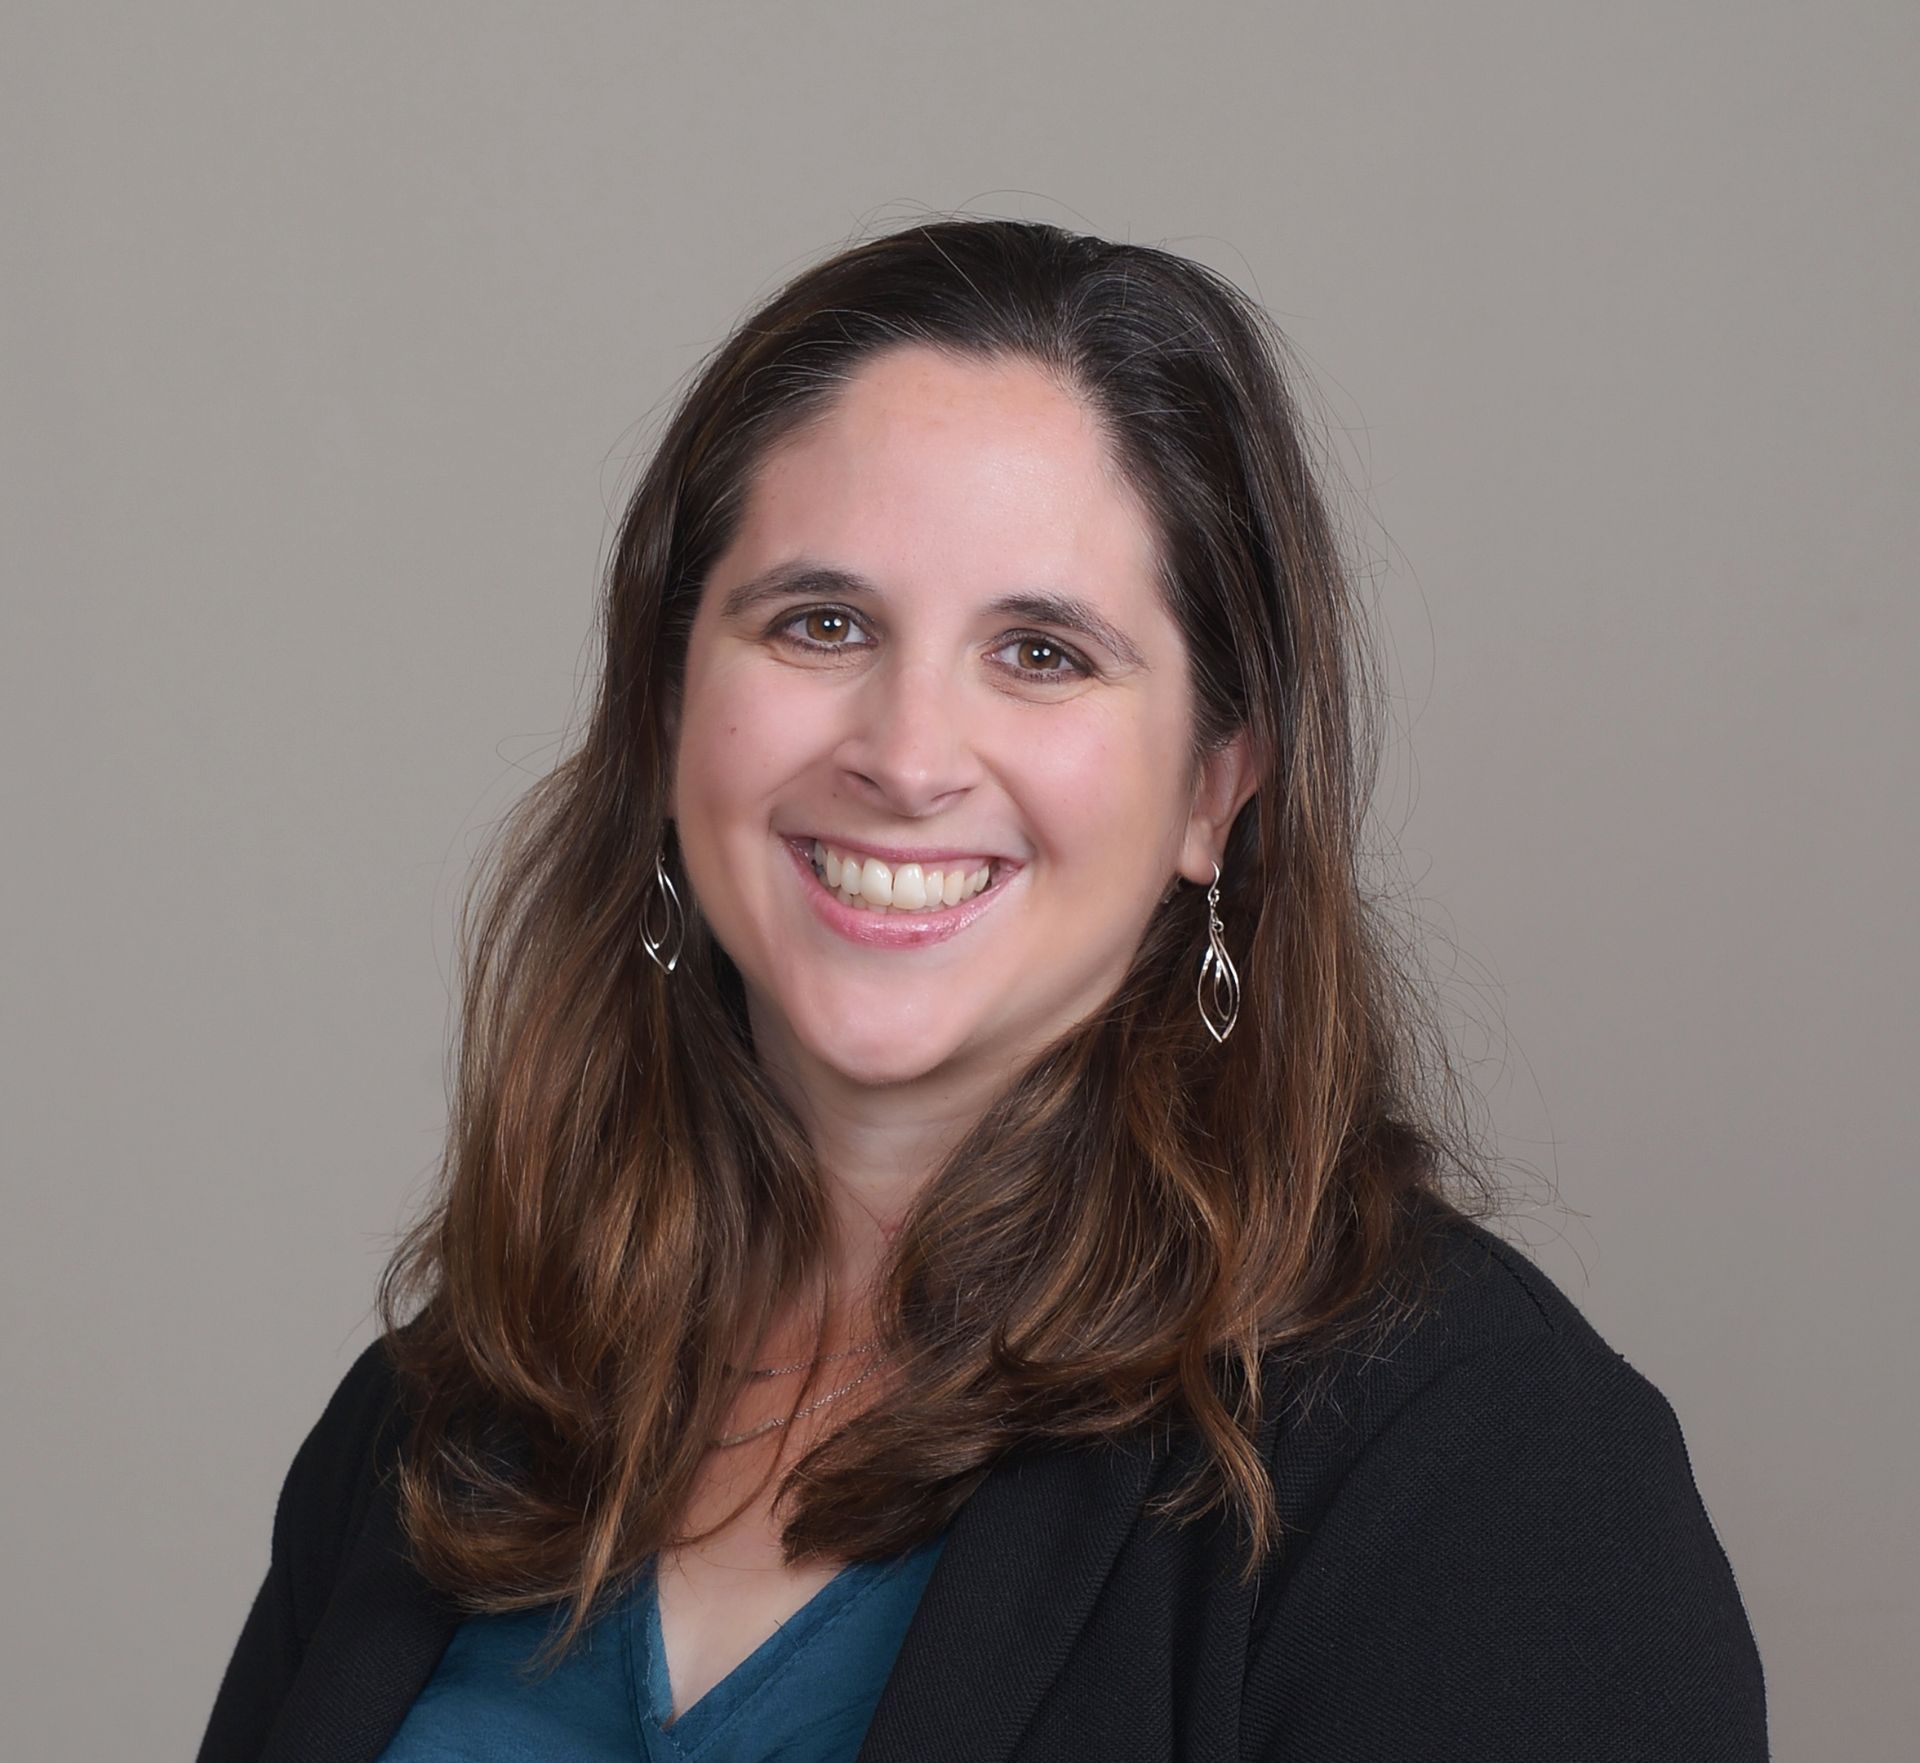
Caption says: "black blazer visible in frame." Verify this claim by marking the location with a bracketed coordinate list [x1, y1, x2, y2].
[196, 1200, 1769, 1761]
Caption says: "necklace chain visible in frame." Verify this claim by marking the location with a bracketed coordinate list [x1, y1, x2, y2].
[713, 1357, 881, 1448]
[736, 1341, 877, 1379]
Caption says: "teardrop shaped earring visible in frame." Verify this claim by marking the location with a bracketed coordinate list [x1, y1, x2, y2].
[1196, 860, 1240, 1043]
[640, 842, 685, 975]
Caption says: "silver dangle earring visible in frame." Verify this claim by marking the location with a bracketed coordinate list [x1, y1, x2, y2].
[1196, 860, 1240, 1044]
[640, 843, 685, 975]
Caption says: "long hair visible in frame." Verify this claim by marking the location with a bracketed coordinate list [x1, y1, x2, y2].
[377, 216, 1495, 1660]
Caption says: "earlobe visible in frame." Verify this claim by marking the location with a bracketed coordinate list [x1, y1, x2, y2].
[1181, 727, 1258, 885]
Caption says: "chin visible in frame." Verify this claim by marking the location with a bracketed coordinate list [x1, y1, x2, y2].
[767, 992, 958, 1089]
[806, 1029, 962, 1091]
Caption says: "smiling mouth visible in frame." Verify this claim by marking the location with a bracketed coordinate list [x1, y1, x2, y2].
[802, 838, 1004, 914]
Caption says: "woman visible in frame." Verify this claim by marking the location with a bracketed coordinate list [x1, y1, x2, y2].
[198, 217, 1768, 1762]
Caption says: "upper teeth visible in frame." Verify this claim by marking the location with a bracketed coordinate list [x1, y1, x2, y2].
[811, 840, 994, 912]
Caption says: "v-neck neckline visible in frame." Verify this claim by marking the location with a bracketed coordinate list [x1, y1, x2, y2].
[257, 1420, 1169, 1763]
[627, 1554, 902, 1757]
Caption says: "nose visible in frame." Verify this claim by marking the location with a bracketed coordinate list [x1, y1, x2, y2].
[835, 653, 983, 818]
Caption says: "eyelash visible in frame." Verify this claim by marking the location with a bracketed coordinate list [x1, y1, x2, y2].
[770, 605, 1094, 683]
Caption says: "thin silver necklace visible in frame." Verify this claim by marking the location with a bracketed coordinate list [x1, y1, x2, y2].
[714, 1355, 881, 1448]
[736, 1342, 877, 1379]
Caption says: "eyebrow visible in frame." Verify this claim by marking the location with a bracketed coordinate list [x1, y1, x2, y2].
[717, 560, 1150, 672]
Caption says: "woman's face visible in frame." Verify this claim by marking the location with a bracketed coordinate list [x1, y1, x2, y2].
[671, 343, 1251, 1095]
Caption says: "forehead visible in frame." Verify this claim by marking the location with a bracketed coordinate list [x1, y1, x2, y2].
[723, 344, 1165, 603]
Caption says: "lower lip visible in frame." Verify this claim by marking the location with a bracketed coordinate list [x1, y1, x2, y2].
[782, 838, 1017, 949]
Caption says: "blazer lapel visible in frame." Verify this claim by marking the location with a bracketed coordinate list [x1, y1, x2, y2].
[855, 1428, 1168, 1763]
[259, 1473, 461, 1763]
[254, 1421, 1167, 1763]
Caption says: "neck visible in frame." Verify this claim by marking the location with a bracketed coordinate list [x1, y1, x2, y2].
[746, 1002, 1021, 1304]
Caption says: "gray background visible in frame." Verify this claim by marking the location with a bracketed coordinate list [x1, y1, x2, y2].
[4, 4, 1913, 1757]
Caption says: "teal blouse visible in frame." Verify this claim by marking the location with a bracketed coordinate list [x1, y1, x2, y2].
[373, 1531, 948, 1763]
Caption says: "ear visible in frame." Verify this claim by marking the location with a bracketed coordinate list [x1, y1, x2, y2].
[1176, 727, 1258, 885]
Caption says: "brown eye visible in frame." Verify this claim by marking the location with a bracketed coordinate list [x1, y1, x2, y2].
[990, 632, 1089, 681]
[774, 605, 873, 655]
[803, 609, 853, 644]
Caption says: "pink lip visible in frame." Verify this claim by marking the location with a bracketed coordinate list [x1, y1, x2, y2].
[781, 837, 1017, 950]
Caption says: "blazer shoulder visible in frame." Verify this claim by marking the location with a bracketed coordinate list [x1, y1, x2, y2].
[1406, 1195, 1619, 1348]
[1244, 1208, 1768, 1757]
[1258, 1195, 1638, 1534]
[195, 1329, 422, 1761]
[271, 1327, 414, 1637]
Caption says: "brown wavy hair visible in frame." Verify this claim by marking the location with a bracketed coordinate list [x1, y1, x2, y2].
[376, 215, 1495, 1660]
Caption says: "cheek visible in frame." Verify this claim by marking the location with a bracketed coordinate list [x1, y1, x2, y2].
[677, 662, 808, 816]
[1008, 710, 1182, 868]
